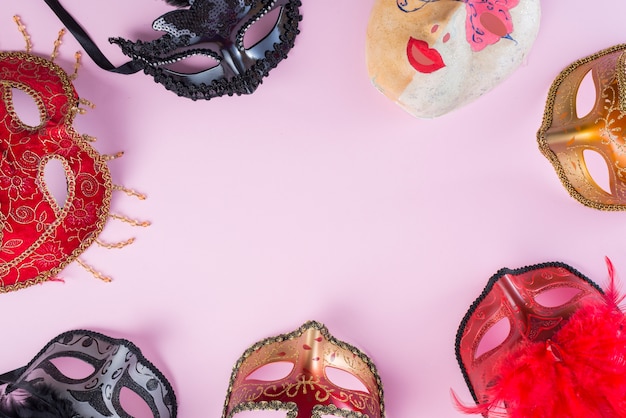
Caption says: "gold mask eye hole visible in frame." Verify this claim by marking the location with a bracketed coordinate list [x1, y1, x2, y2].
[576, 69, 596, 119]
[325, 366, 370, 393]
[582, 149, 612, 194]
[244, 361, 294, 381]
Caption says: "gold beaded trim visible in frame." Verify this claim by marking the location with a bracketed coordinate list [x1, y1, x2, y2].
[537, 44, 626, 211]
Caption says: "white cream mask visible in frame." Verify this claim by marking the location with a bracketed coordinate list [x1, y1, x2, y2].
[366, 0, 540, 118]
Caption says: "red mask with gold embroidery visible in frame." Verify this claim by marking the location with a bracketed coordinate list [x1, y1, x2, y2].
[0, 18, 146, 292]
[223, 321, 385, 418]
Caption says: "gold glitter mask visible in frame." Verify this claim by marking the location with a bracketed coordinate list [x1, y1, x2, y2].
[538, 44, 626, 210]
[222, 321, 385, 418]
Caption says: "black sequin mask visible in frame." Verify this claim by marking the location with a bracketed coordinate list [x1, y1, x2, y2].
[0, 330, 176, 418]
[43, 0, 303, 100]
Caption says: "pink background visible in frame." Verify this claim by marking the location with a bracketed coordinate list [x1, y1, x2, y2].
[2, 1, 626, 416]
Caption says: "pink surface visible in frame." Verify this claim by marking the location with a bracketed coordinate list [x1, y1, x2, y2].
[1, 1, 626, 417]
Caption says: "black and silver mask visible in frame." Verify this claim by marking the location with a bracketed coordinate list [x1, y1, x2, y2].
[0, 330, 176, 418]
[43, 0, 303, 100]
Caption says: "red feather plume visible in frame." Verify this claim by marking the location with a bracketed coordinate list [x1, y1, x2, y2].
[455, 257, 626, 418]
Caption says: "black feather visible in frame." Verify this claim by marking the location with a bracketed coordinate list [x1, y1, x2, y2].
[0, 383, 78, 418]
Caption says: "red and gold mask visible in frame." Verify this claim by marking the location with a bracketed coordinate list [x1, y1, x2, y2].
[223, 321, 385, 418]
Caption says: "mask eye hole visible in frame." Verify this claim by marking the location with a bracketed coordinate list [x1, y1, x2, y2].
[576, 69, 596, 119]
[534, 286, 582, 308]
[245, 361, 293, 381]
[11, 87, 43, 128]
[49, 356, 96, 380]
[474, 317, 511, 359]
[243, 7, 282, 49]
[232, 411, 289, 418]
[162, 51, 220, 74]
[325, 366, 369, 393]
[42, 158, 69, 209]
[119, 386, 153, 418]
[583, 150, 611, 194]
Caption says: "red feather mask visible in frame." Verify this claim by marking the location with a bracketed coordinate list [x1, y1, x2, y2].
[454, 259, 626, 418]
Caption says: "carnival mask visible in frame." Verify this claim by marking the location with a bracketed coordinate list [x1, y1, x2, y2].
[0, 330, 176, 417]
[455, 260, 626, 417]
[365, 0, 540, 118]
[0, 18, 147, 291]
[538, 44, 626, 210]
[43, 0, 303, 100]
[222, 321, 385, 418]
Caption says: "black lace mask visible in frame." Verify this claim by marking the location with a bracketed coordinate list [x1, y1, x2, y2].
[0, 330, 176, 418]
[43, 0, 303, 100]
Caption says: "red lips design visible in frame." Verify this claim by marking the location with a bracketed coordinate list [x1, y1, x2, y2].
[407, 37, 445, 73]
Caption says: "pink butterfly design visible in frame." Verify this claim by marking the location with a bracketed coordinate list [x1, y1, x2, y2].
[465, 0, 519, 51]
[396, 0, 520, 52]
